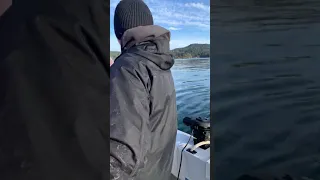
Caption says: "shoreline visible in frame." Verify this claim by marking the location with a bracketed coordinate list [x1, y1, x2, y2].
[174, 57, 210, 60]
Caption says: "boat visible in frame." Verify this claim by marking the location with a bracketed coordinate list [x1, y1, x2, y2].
[171, 117, 211, 180]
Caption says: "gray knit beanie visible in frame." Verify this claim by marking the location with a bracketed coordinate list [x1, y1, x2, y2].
[114, 0, 154, 40]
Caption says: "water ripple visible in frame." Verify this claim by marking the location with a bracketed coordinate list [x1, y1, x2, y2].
[212, 0, 320, 179]
[172, 58, 210, 133]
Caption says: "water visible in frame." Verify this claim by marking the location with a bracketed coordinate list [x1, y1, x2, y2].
[171, 58, 210, 133]
[212, 0, 320, 179]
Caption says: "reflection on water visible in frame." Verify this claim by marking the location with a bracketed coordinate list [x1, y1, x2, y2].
[172, 58, 210, 133]
[212, 0, 320, 179]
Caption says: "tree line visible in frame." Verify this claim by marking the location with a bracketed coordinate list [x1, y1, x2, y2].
[110, 43, 210, 59]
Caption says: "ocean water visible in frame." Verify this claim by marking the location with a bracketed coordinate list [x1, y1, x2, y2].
[171, 58, 210, 133]
[212, 0, 320, 179]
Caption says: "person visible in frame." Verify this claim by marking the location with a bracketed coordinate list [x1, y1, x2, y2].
[110, 0, 177, 180]
[0, 0, 109, 179]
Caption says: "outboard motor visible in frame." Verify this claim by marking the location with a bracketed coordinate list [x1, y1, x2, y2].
[183, 117, 210, 150]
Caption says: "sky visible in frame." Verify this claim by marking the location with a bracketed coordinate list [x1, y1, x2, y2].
[110, 0, 210, 51]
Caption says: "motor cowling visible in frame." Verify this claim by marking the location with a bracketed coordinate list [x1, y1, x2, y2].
[183, 117, 210, 149]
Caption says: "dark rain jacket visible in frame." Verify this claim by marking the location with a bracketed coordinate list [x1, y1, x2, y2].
[0, 0, 109, 180]
[110, 25, 177, 180]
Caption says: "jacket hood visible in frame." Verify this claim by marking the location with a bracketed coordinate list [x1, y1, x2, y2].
[120, 25, 174, 70]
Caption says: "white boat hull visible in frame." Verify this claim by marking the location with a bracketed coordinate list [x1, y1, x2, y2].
[171, 130, 210, 180]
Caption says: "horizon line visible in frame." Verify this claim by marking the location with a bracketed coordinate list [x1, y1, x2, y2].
[110, 43, 210, 52]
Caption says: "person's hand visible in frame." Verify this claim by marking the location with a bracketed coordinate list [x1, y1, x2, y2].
[110, 57, 114, 66]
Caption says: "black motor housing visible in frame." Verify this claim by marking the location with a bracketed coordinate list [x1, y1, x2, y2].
[183, 117, 210, 149]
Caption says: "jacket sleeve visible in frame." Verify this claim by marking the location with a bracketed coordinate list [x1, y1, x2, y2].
[110, 65, 151, 179]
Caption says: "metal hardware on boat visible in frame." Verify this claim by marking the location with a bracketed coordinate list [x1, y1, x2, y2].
[183, 117, 210, 150]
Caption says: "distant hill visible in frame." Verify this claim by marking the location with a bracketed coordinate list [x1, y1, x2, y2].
[110, 43, 210, 59]
[110, 51, 121, 59]
[171, 44, 210, 59]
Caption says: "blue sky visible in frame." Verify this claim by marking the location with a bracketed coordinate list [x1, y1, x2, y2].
[110, 0, 210, 51]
